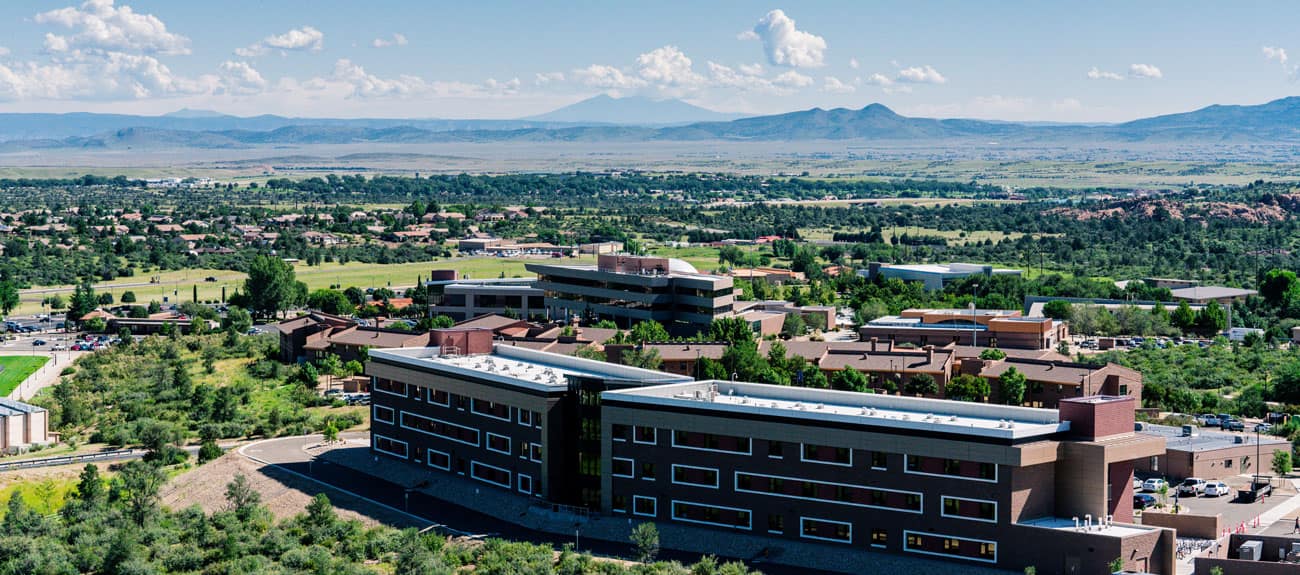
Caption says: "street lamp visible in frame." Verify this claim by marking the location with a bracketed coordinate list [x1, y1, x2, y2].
[970, 283, 980, 347]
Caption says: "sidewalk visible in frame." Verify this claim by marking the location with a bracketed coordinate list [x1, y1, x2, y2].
[8, 351, 82, 401]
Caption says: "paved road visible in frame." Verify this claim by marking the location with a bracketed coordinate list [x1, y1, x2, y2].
[240, 434, 826, 575]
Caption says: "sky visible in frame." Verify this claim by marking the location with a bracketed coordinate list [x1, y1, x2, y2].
[0, 0, 1296, 122]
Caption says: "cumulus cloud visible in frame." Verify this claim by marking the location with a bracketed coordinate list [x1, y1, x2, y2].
[572, 64, 646, 91]
[1087, 66, 1123, 80]
[634, 45, 703, 91]
[217, 60, 266, 94]
[372, 33, 408, 49]
[896, 64, 946, 84]
[1263, 46, 1289, 66]
[738, 62, 764, 76]
[534, 71, 565, 85]
[236, 26, 324, 57]
[1128, 63, 1162, 79]
[331, 58, 428, 97]
[0, 50, 219, 101]
[821, 76, 855, 94]
[849, 57, 859, 69]
[773, 70, 813, 88]
[35, 0, 191, 55]
[742, 9, 826, 68]
[863, 72, 910, 94]
[0, 47, 9, 57]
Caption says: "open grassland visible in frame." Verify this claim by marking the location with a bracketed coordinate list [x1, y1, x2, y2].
[0, 356, 49, 397]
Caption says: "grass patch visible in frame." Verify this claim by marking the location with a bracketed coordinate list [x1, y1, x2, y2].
[0, 356, 49, 397]
[0, 477, 79, 517]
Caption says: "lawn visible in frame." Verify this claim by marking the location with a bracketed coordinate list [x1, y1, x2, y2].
[0, 356, 49, 397]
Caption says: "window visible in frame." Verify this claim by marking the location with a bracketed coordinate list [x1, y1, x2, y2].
[612, 495, 628, 513]
[428, 388, 450, 407]
[904, 455, 997, 483]
[611, 424, 629, 442]
[672, 430, 751, 454]
[671, 464, 719, 488]
[1118, 384, 1129, 396]
[871, 451, 887, 470]
[768, 441, 784, 458]
[1224, 458, 1233, 468]
[486, 433, 511, 455]
[518, 474, 533, 494]
[579, 418, 601, 441]
[734, 471, 922, 513]
[944, 538, 960, 551]
[634, 426, 657, 444]
[373, 435, 408, 458]
[373, 378, 406, 396]
[470, 461, 511, 489]
[801, 444, 852, 466]
[641, 462, 656, 480]
[800, 517, 852, 543]
[372, 405, 395, 424]
[671, 501, 752, 529]
[471, 398, 512, 421]
[979, 542, 996, 561]
[633, 496, 657, 517]
[400, 412, 480, 446]
[529, 443, 542, 462]
[427, 449, 450, 471]
[904, 531, 998, 564]
[578, 453, 600, 477]
[768, 514, 784, 533]
[517, 408, 533, 426]
[612, 458, 635, 478]
[942, 497, 997, 523]
[871, 529, 888, 547]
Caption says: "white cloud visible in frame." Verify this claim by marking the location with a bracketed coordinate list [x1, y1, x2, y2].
[572, 64, 646, 91]
[372, 33, 408, 49]
[773, 70, 813, 88]
[1263, 46, 1289, 66]
[236, 26, 324, 57]
[534, 71, 565, 85]
[863, 73, 893, 87]
[742, 9, 827, 68]
[634, 45, 703, 93]
[0, 50, 218, 101]
[1087, 66, 1123, 80]
[483, 77, 521, 94]
[0, 47, 9, 57]
[43, 33, 71, 53]
[738, 62, 764, 76]
[849, 57, 859, 69]
[896, 64, 946, 84]
[35, 0, 191, 55]
[1128, 63, 1162, 79]
[331, 58, 427, 97]
[821, 76, 854, 94]
[218, 61, 265, 94]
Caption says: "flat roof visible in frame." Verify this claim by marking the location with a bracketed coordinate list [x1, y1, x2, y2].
[527, 262, 728, 282]
[1018, 517, 1155, 538]
[865, 316, 987, 330]
[370, 344, 691, 393]
[603, 380, 1068, 440]
[876, 263, 1022, 275]
[1140, 423, 1289, 454]
[1169, 286, 1258, 299]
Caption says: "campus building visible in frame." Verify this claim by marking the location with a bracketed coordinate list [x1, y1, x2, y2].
[367, 341, 1175, 574]
[428, 281, 546, 322]
[526, 254, 735, 333]
[859, 309, 1069, 350]
[1134, 423, 1291, 480]
[860, 263, 1022, 291]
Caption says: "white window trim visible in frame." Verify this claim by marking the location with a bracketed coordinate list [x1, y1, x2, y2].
[427, 388, 450, 407]
[400, 411, 480, 447]
[517, 409, 533, 427]
[372, 404, 395, 424]
[870, 529, 887, 549]
[671, 431, 752, 455]
[734, 471, 923, 514]
[529, 443, 543, 463]
[799, 516, 852, 544]
[632, 495, 657, 517]
[671, 464, 720, 489]
[470, 399, 514, 422]
[611, 424, 628, 442]
[940, 496, 999, 524]
[870, 451, 888, 471]
[633, 426, 657, 445]
[372, 434, 408, 459]
[799, 443, 853, 467]
[902, 530, 998, 564]
[470, 461, 512, 489]
[485, 432, 512, 456]
[518, 473, 533, 495]
[427, 448, 451, 471]
[904, 455, 999, 483]
[670, 499, 752, 530]
[372, 380, 407, 398]
[612, 457, 636, 478]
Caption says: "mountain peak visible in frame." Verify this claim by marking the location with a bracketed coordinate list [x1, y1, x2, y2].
[164, 108, 228, 119]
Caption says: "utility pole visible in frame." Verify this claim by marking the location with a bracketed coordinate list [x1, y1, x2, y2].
[970, 283, 980, 347]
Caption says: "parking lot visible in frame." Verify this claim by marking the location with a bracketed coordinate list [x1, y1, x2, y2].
[1137, 474, 1296, 533]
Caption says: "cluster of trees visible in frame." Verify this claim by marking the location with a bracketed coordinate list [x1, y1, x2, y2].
[1041, 299, 1226, 338]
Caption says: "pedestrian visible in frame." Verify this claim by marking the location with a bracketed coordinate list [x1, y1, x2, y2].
[1292, 516, 1299, 534]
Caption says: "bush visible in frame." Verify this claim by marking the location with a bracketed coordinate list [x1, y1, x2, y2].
[198, 439, 223, 463]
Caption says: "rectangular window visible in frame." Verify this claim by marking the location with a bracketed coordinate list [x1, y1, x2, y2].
[768, 441, 784, 459]
[801, 444, 852, 466]
[373, 435, 408, 459]
[634, 426, 657, 444]
[470, 461, 511, 489]
[641, 462, 656, 480]
[518, 474, 533, 495]
[529, 443, 542, 463]
[517, 409, 533, 427]
[578, 453, 600, 478]
[372, 405, 395, 424]
[611, 424, 629, 442]
[633, 496, 657, 517]
[486, 433, 511, 455]
[871, 528, 888, 548]
[904, 455, 998, 483]
[373, 378, 406, 397]
[612, 495, 628, 513]
[941, 496, 998, 523]
[671, 500, 752, 529]
[471, 398, 512, 422]
[672, 430, 751, 455]
[871, 451, 887, 470]
[904, 531, 998, 564]
[612, 458, 635, 478]
[428, 388, 450, 407]
[734, 471, 922, 513]
[800, 517, 852, 543]
[768, 514, 784, 533]
[427, 449, 450, 471]
[671, 464, 720, 488]
[400, 412, 480, 446]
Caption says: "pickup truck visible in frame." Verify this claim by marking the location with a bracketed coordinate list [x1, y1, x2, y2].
[1223, 419, 1245, 432]
[1237, 478, 1273, 503]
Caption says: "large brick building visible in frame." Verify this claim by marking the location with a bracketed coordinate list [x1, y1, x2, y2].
[860, 309, 1069, 350]
[368, 341, 1175, 574]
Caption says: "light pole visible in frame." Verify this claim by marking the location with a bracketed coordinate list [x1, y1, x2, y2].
[970, 283, 980, 347]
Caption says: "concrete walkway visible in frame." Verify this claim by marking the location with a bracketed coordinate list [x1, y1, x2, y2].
[7, 351, 83, 401]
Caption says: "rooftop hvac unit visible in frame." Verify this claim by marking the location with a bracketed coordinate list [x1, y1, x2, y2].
[1234, 435, 1246, 444]
[1237, 540, 1262, 561]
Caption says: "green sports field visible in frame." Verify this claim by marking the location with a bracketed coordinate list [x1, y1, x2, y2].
[0, 356, 50, 397]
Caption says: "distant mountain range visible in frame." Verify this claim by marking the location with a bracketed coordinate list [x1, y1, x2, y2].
[2, 96, 1300, 150]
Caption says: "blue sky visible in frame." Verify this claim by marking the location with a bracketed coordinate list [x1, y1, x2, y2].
[0, 0, 1296, 121]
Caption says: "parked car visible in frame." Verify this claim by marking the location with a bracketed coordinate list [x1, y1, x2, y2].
[1204, 481, 1231, 497]
[1142, 478, 1168, 493]
[32, 339, 46, 346]
[1255, 423, 1274, 433]
[1178, 478, 1207, 496]
[205, 276, 218, 282]
[1223, 420, 1245, 432]
[1134, 493, 1158, 510]
[51, 343, 66, 350]
[1133, 477, 1143, 490]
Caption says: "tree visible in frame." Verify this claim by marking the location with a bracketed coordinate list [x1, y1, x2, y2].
[67, 280, 98, 323]
[72, 463, 106, 512]
[43, 294, 65, 311]
[120, 290, 137, 303]
[83, 317, 107, 333]
[244, 255, 298, 319]
[629, 320, 670, 343]
[115, 459, 165, 526]
[979, 348, 1006, 360]
[945, 374, 991, 402]
[1261, 269, 1300, 306]
[224, 474, 262, 520]
[1171, 301, 1196, 332]
[0, 281, 17, 316]
[1196, 301, 1227, 336]
[1042, 300, 1073, 321]
[780, 313, 806, 339]
[999, 366, 1028, 405]
[630, 522, 660, 563]
[1273, 450, 1293, 476]
[199, 439, 223, 463]
[306, 289, 355, 315]
[343, 360, 364, 379]
[317, 353, 343, 389]
[394, 528, 446, 575]
[225, 306, 253, 334]
[708, 316, 754, 345]
[621, 348, 662, 371]
[831, 367, 871, 393]
[342, 286, 366, 306]
[430, 315, 455, 329]
[322, 421, 339, 443]
[904, 373, 938, 396]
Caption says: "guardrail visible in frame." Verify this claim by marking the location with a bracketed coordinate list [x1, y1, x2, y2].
[0, 448, 135, 472]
